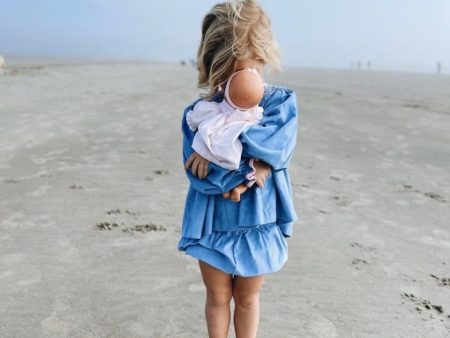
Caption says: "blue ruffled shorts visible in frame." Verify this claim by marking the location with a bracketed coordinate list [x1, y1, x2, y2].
[178, 222, 288, 277]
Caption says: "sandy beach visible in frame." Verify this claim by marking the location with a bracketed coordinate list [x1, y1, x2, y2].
[0, 60, 449, 337]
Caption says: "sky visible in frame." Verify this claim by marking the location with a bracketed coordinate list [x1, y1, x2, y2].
[0, 0, 449, 73]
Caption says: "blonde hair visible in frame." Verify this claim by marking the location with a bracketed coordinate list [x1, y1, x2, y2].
[197, 0, 281, 100]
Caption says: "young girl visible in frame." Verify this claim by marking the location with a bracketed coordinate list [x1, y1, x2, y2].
[178, 1, 298, 337]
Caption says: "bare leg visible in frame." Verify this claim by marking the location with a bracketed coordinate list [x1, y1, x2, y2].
[198, 260, 234, 338]
[232, 274, 265, 338]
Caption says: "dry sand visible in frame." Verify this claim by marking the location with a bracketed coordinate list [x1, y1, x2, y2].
[0, 60, 449, 337]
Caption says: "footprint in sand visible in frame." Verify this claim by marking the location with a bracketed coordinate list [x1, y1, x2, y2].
[331, 195, 350, 207]
[423, 192, 447, 203]
[430, 274, 450, 287]
[95, 209, 166, 234]
[350, 241, 379, 270]
[95, 222, 119, 230]
[399, 184, 448, 203]
[122, 224, 167, 233]
[351, 258, 369, 269]
[4, 178, 20, 183]
[402, 102, 429, 110]
[154, 169, 171, 175]
[401, 292, 450, 321]
[350, 241, 377, 252]
[105, 208, 140, 217]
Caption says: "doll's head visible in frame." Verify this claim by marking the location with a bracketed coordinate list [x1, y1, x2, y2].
[197, 0, 280, 100]
[227, 68, 264, 109]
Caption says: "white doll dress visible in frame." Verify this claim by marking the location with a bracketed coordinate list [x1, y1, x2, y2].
[186, 67, 264, 170]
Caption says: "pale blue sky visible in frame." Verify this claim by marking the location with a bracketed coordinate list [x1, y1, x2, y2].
[0, 0, 449, 73]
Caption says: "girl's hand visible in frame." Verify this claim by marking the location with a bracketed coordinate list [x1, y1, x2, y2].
[252, 159, 271, 187]
[185, 152, 209, 179]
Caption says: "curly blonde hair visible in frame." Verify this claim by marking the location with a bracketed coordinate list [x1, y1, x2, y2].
[197, 0, 281, 100]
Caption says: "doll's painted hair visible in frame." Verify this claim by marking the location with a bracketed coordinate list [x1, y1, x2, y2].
[197, 0, 281, 100]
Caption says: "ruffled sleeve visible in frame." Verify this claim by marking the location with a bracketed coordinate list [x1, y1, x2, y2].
[245, 158, 257, 187]
[239, 88, 298, 171]
[182, 99, 255, 195]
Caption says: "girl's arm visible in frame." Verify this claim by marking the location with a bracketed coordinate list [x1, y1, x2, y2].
[182, 103, 254, 195]
[239, 89, 298, 171]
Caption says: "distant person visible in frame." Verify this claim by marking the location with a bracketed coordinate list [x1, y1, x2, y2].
[367, 60, 372, 70]
[177, 1, 299, 337]
[437, 62, 442, 75]
[0, 55, 5, 75]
